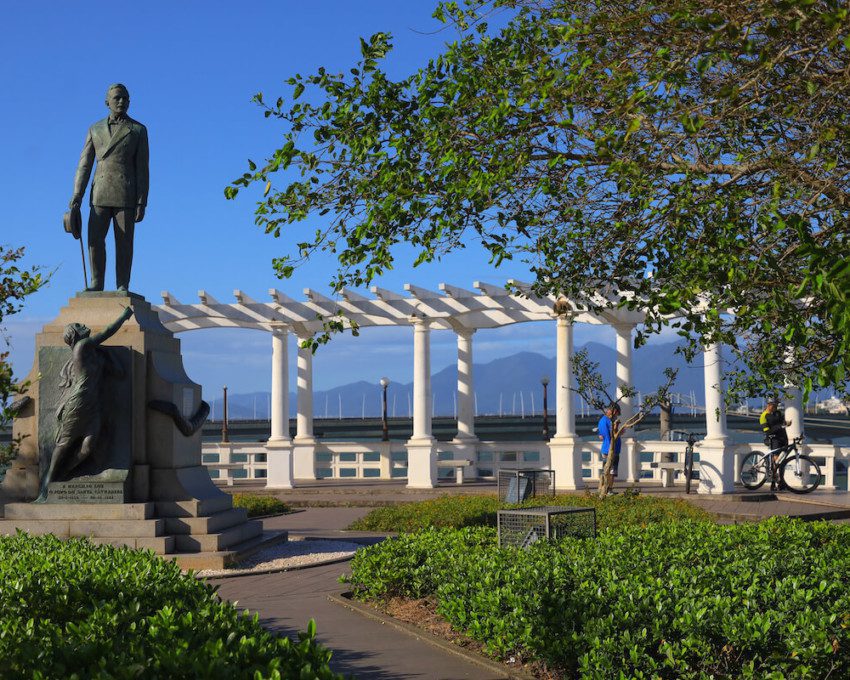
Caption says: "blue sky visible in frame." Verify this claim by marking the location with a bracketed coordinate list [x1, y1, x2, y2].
[1, 0, 624, 395]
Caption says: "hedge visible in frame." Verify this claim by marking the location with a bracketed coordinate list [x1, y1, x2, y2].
[0, 532, 340, 679]
[231, 493, 291, 517]
[345, 519, 850, 678]
[347, 491, 712, 532]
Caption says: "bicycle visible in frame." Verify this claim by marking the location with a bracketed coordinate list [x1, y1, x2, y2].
[671, 430, 700, 494]
[739, 435, 821, 494]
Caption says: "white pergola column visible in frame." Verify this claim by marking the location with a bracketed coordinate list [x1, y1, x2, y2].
[292, 333, 316, 480]
[555, 317, 576, 438]
[451, 326, 478, 479]
[455, 328, 477, 440]
[411, 319, 433, 440]
[549, 316, 583, 490]
[615, 323, 639, 483]
[698, 342, 733, 494]
[269, 327, 290, 442]
[784, 388, 804, 440]
[407, 318, 437, 488]
[267, 326, 293, 489]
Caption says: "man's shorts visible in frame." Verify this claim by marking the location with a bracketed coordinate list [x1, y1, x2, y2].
[601, 452, 620, 475]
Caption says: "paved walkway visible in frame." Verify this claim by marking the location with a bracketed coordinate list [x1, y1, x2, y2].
[214, 508, 501, 679]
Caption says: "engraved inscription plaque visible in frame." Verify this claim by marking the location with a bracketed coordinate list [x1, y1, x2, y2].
[46, 480, 127, 504]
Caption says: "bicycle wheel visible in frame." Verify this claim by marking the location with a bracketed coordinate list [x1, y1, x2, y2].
[780, 454, 822, 494]
[740, 452, 769, 490]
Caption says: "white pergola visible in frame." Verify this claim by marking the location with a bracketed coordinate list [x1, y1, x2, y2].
[154, 281, 746, 493]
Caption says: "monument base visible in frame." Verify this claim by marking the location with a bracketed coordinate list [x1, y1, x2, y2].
[0, 498, 273, 568]
[0, 502, 172, 554]
[0, 292, 276, 568]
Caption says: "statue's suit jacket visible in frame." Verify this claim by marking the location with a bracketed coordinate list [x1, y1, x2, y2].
[73, 117, 149, 208]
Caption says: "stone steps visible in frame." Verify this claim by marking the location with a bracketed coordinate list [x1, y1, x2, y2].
[164, 507, 249, 535]
[173, 519, 263, 552]
[0, 500, 263, 558]
[171, 530, 288, 571]
[4, 502, 154, 520]
[155, 496, 232, 518]
[0, 518, 165, 538]
[87, 535, 176, 554]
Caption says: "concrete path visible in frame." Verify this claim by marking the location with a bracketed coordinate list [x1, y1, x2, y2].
[213, 508, 502, 680]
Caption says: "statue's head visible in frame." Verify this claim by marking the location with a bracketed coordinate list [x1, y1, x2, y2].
[105, 83, 130, 117]
[63, 323, 91, 347]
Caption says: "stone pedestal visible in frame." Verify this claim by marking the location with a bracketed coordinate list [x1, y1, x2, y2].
[406, 438, 437, 488]
[696, 438, 734, 495]
[292, 437, 317, 480]
[0, 292, 273, 567]
[549, 436, 584, 490]
[266, 441, 294, 489]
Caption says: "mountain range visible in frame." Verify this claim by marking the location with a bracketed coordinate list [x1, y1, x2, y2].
[206, 340, 713, 420]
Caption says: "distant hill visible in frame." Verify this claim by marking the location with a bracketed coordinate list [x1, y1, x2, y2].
[207, 340, 710, 419]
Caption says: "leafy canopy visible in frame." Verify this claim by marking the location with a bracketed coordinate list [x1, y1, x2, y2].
[1, 246, 43, 465]
[228, 0, 850, 399]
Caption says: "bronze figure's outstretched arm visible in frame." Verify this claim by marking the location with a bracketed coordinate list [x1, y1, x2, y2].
[91, 306, 134, 345]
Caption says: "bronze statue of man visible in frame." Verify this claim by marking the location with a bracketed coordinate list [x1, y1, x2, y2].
[35, 306, 134, 502]
[70, 84, 149, 292]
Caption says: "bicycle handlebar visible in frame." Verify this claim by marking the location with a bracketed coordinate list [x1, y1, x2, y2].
[671, 430, 705, 444]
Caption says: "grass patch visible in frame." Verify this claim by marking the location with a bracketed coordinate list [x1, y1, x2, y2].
[347, 491, 712, 532]
[231, 493, 291, 517]
[345, 518, 850, 678]
[0, 532, 339, 678]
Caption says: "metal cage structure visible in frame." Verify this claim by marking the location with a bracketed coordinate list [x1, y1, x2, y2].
[497, 468, 555, 504]
[497, 506, 596, 548]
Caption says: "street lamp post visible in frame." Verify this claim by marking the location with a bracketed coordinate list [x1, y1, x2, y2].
[541, 376, 550, 439]
[380, 377, 390, 441]
[222, 385, 230, 443]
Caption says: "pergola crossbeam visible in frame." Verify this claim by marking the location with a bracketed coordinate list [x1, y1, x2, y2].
[152, 281, 648, 334]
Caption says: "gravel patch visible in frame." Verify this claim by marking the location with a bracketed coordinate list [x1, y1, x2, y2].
[196, 538, 361, 578]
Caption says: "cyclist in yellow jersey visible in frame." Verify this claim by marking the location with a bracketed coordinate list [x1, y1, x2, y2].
[760, 400, 791, 490]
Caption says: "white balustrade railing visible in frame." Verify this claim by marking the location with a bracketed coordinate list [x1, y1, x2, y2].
[202, 442, 268, 485]
[314, 441, 392, 479]
[454, 441, 550, 480]
[201, 439, 850, 490]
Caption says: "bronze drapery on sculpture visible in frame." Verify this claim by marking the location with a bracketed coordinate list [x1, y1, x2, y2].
[70, 84, 149, 293]
[35, 306, 134, 502]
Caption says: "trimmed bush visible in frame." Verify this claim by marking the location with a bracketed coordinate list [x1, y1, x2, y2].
[345, 518, 850, 678]
[347, 491, 712, 532]
[232, 493, 290, 517]
[0, 532, 340, 679]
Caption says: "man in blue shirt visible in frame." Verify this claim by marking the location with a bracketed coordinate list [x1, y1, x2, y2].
[598, 403, 622, 493]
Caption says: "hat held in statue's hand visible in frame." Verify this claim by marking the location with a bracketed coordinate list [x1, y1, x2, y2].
[63, 204, 82, 239]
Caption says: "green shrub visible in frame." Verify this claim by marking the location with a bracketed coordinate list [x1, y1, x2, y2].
[345, 518, 850, 678]
[0, 532, 340, 679]
[347, 491, 711, 532]
[232, 493, 291, 517]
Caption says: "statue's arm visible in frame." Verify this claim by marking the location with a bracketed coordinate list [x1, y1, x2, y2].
[71, 128, 95, 208]
[136, 125, 149, 208]
[134, 125, 149, 222]
[91, 307, 134, 345]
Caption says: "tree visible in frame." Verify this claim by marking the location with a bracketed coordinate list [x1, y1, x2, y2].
[1, 246, 43, 466]
[227, 0, 850, 399]
[572, 349, 676, 497]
